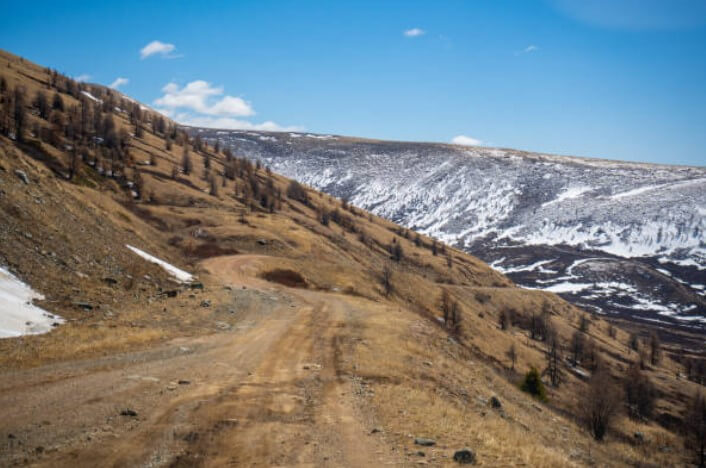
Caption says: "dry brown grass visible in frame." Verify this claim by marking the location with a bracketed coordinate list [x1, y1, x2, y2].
[0, 48, 699, 466]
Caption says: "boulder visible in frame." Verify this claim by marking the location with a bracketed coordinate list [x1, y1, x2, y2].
[14, 170, 29, 184]
[453, 448, 476, 464]
[489, 396, 502, 409]
[414, 437, 436, 447]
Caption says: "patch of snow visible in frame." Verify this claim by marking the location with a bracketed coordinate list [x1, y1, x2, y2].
[542, 282, 594, 294]
[541, 186, 593, 208]
[126, 245, 194, 282]
[0, 266, 63, 338]
[80, 90, 102, 103]
[492, 259, 557, 274]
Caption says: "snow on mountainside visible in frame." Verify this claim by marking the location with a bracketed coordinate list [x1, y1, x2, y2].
[190, 128, 706, 333]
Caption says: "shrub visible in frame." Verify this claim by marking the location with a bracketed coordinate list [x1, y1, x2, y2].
[286, 180, 309, 205]
[520, 367, 547, 401]
[624, 362, 656, 420]
[581, 369, 620, 441]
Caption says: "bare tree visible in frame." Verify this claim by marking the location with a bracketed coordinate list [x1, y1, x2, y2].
[543, 337, 564, 387]
[381, 264, 393, 297]
[624, 361, 656, 420]
[506, 343, 517, 370]
[209, 174, 218, 196]
[441, 289, 451, 324]
[684, 392, 706, 468]
[498, 310, 508, 330]
[580, 368, 620, 441]
[570, 330, 585, 365]
[649, 332, 662, 366]
[182, 146, 192, 175]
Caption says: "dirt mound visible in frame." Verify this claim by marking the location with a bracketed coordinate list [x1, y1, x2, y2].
[260, 269, 307, 288]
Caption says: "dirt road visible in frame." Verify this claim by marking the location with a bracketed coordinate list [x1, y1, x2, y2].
[0, 255, 399, 467]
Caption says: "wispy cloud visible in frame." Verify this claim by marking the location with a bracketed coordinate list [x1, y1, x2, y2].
[451, 135, 482, 146]
[403, 28, 425, 37]
[514, 44, 539, 56]
[109, 77, 129, 89]
[154, 80, 302, 132]
[74, 74, 91, 83]
[140, 40, 179, 59]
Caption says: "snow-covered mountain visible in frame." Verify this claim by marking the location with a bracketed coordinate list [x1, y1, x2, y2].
[192, 129, 706, 333]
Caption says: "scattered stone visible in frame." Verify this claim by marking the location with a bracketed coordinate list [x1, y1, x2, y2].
[633, 432, 645, 443]
[257, 239, 268, 245]
[371, 427, 383, 434]
[453, 448, 476, 464]
[190, 282, 204, 290]
[416, 451, 425, 457]
[489, 396, 502, 409]
[167, 382, 178, 391]
[23, 232, 32, 239]
[8, 433, 15, 439]
[14, 170, 29, 184]
[179, 346, 191, 353]
[200, 299, 211, 308]
[423, 361, 433, 367]
[414, 438, 436, 447]
[73, 301, 94, 311]
[102, 277, 118, 285]
[178, 380, 191, 385]
[120, 409, 137, 417]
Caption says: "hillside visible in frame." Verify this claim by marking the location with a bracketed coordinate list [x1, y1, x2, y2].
[192, 129, 706, 341]
[0, 49, 704, 467]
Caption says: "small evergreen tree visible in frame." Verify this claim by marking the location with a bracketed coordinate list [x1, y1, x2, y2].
[520, 367, 547, 401]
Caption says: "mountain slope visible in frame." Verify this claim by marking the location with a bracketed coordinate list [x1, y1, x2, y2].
[0, 49, 702, 467]
[193, 129, 706, 336]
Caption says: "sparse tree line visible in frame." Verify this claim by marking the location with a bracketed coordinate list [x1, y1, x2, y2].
[498, 303, 706, 464]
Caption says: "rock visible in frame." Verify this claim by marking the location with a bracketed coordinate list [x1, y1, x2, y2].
[489, 396, 502, 409]
[257, 239, 268, 245]
[178, 380, 191, 385]
[414, 438, 436, 447]
[634, 432, 645, 443]
[14, 170, 29, 184]
[120, 409, 138, 417]
[200, 299, 211, 308]
[453, 448, 476, 464]
[371, 427, 383, 434]
[416, 451, 425, 457]
[423, 361, 433, 367]
[73, 301, 94, 311]
[102, 277, 118, 285]
[190, 282, 204, 290]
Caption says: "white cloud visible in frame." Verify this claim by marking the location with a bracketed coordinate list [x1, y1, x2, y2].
[140, 40, 177, 59]
[154, 80, 302, 132]
[109, 77, 129, 89]
[451, 135, 482, 146]
[404, 28, 425, 37]
[176, 114, 305, 132]
[523, 45, 538, 53]
[75, 74, 91, 83]
[154, 80, 254, 116]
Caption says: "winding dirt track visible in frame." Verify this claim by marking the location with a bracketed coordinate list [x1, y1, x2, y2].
[0, 255, 399, 467]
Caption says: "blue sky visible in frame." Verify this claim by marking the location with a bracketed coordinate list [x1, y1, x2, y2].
[2, 0, 706, 166]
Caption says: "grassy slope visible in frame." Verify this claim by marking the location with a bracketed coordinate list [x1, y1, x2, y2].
[0, 48, 699, 466]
